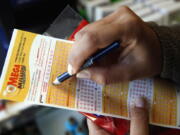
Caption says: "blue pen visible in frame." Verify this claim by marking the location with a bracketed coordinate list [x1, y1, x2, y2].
[53, 41, 120, 85]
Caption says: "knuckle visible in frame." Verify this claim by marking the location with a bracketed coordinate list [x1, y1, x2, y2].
[76, 30, 98, 45]
[123, 15, 138, 26]
[115, 6, 141, 26]
[83, 31, 98, 45]
[75, 30, 85, 40]
[117, 6, 130, 13]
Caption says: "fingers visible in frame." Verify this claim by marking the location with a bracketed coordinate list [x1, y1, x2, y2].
[76, 67, 109, 85]
[68, 17, 122, 75]
[76, 65, 128, 85]
[130, 97, 149, 135]
[67, 6, 145, 79]
[76, 60, 135, 85]
[88, 98, 149, 135]
[87, 119, 111, 135]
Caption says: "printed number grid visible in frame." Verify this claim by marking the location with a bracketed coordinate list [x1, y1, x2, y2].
[47, 41, 76, 108]
[151, 79, 177, 126]
[44, 48, 54, 82]
[76, 79, 103, 112]
[103, 82, 129, 117]
[128, 79, 153, 116]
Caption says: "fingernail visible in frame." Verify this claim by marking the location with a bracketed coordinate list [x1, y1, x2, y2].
[76, 70, 91, 79]
[68, 64, 74, 75]
[135, 97, 145, 108]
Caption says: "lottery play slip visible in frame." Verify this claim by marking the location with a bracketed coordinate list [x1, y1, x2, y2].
[0, 29, 180, 128]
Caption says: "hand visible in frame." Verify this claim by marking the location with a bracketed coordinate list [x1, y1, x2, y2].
[68, 6, 162, 84]
[87, 97, 149, 135]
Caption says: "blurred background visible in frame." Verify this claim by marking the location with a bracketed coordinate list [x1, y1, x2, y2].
[0, 0, 180, 135]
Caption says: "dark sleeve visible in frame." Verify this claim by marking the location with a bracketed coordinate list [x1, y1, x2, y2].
[149, 23, 180, 85]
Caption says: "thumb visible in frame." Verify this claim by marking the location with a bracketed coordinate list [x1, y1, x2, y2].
[130, 97, 149, 135]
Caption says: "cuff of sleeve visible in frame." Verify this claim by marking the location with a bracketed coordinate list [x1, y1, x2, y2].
[147, 23, 176, 80]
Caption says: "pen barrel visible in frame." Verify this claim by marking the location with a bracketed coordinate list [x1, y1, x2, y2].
[92, 42, 120, 61]
[80, 42, 120, 70]
[57, 72, 71, 82]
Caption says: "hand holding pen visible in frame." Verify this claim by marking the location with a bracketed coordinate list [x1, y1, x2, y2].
[53, 42, 120, 85]
[67, 7, 162, 85]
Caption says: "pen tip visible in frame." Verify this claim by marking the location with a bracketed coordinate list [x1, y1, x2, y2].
[53, 79, 61, 85]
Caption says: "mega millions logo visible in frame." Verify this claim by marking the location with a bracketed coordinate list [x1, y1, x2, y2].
[3, 64, 26, 96]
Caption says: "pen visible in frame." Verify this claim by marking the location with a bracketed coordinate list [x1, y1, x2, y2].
[53, 41, 120, 85]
